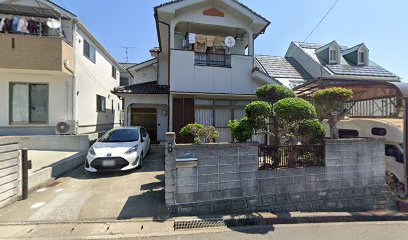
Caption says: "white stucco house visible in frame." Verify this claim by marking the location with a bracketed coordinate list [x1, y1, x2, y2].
[114, 0, 286, 143]
[0, 0, 123, 136]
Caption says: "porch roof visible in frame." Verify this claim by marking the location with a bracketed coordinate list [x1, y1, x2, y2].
[113, 81, 169, 95]
[0, 3, 71, 19]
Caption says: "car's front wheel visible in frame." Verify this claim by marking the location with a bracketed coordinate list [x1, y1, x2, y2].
[136, 152, 144, 169]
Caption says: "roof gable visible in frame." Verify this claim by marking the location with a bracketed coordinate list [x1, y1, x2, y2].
[255, 55, 312, 80]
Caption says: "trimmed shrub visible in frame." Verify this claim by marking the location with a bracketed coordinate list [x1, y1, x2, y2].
[274, 98, 316, 122]
[179, 123, 204, 137]
[297, 119, 325, 143]
[229, 117, 253, 142]
[245, 101, 272, 132]
[256, 84, 296, 104]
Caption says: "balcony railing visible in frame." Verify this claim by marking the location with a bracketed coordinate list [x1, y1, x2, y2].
[194, 53, 231, 67]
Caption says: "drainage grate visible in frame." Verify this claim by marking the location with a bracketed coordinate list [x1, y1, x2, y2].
[174, 218, 226, 230]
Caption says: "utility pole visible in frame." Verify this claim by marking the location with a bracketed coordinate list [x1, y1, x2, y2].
[121, 45, 137, 63]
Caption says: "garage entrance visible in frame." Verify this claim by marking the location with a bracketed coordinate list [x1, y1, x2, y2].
[131, 108, 157, 141]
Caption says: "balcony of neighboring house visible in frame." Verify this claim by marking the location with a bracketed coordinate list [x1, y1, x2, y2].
[0, 4, 75, 75]
[170, 22, 255, 94]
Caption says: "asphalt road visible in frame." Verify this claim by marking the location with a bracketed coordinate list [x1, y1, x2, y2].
[140, 221, 408, 240]
[0, 149, 168, 222]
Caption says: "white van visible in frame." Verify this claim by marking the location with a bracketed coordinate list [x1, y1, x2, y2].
[323, 118, 405, 195]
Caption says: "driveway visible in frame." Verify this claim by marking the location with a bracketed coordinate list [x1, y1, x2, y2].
[0, 147, 168, 222]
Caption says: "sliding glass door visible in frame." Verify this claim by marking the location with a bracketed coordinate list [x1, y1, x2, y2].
[10, 83, 48, 124]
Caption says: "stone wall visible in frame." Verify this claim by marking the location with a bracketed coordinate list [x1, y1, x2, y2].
[165, 133, 396, 216]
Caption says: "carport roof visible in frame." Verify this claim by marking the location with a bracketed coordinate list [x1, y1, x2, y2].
[294, 78, 408, 101]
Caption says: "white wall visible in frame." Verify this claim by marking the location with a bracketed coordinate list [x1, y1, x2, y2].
[74, 28, 122, 134]
[128, 64, 158, 85]
[170, 50, 257, 94]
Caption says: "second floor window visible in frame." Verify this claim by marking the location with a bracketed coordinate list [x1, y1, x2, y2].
[120, 77, 130, 86]
[359, 51, 366, 65]
[329, 49, 338, 64]
[112, 66, 117, 79]
[96, 95, 106, 112]
[84, 40, 96, 63]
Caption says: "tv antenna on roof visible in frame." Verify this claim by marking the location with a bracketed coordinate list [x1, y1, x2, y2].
[121, 45, 137, 63]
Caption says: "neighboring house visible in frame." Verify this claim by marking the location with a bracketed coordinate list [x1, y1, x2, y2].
[256, 41, 400, 89]
[119, 58, 158, 87]
[0, 0, 123, 135]
[114, 0, 280, 142]
[255, 55, 313, 89]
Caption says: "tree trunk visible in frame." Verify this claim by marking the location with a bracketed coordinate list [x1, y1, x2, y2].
[328, 116, 339, 139]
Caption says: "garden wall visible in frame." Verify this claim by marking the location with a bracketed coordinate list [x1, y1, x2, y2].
[165, 133, 396, 216]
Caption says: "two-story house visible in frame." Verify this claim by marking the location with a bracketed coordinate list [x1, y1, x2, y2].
[256, 41, 400, 89]
[114, 0, 282, 143]
[0, 0, 123, 136]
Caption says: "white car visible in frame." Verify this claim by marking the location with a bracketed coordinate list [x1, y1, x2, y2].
[85, 127, 151, 172]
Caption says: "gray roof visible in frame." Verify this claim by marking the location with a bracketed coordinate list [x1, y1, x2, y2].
[155, 0, 270, 25]
[119, 63, 137, 70]
[255, 56, 312, 80]
[0, 3, 71, 19]
[113, 81, 169, 95]
[294, 42, 398, 79]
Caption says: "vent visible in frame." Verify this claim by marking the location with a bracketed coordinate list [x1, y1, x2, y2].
[174, 218, 225, 230]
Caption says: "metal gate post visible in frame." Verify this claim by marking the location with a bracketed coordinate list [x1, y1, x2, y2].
[404, 99, 408, 197]
[21, 148, 31, 200]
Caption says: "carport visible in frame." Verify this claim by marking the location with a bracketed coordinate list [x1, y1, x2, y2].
[294, 77, 408, 196]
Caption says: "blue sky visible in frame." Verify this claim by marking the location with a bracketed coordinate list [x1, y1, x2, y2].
[59, 0, 407, 80]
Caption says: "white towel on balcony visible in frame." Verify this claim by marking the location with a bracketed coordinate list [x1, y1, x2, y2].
[17, 17, 29, 33]
[188, 33, 196, 43]
[0, 18, 5, 32]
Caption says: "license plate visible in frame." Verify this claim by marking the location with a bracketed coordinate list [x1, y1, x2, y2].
[102, 160, 115, 167]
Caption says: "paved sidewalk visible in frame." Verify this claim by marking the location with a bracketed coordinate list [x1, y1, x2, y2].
[2, 211, 408, 239]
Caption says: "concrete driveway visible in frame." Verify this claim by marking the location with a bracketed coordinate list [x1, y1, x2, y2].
[0, 147, 168, 222]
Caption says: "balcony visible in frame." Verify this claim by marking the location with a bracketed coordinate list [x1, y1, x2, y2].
[194, 53, 231, 68]
[170, 49, 255, 95]
[0, 34, 75, 75]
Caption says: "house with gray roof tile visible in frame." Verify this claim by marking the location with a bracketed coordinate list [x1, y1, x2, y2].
[257, 41, 400, 89]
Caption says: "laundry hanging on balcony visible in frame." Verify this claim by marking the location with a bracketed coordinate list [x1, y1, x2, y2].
[0, 15, 60, 37]
[193, 34, 224, 53]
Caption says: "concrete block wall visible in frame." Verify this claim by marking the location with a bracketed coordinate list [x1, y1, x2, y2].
[165, 133, 395, 216]
[0, 137, 21, 209]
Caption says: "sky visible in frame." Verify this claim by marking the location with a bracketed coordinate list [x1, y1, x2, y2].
[57, 0, 408, 80]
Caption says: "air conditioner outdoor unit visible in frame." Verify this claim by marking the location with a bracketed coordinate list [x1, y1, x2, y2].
[55, 120, 77, 135]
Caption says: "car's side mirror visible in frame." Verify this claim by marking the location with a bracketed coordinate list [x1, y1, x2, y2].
[141, 137, 144, 143]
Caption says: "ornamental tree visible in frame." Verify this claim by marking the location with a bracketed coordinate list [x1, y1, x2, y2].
[296, 119, 325, 144]
[273, 98, 317, 142]
[312, 87, 353, 139]
[228, 117, 253, 142]
[244, 101, 272, 134]
[256, 84, 296, 146]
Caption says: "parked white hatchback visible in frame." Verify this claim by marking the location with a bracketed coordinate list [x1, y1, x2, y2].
[85, 127, 151, 172]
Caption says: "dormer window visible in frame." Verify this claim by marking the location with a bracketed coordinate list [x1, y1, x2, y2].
[358, 50, 366, 65]
[329, 49, 338, 64]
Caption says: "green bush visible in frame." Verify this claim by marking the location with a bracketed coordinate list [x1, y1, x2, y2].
[179, 123, 204, 137]
[312, 87, 353, 104]
[256, 84, 296, 104]
[229, 117, 253, 142]
[179, 123, 219, 144]
[297, 119, 325, 143]
[274, 98, 316, 122]
[245, 101, 272, 131]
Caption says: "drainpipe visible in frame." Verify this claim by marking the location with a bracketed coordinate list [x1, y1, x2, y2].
[72, 20, 78, 131]
[155, 16, 171, 133]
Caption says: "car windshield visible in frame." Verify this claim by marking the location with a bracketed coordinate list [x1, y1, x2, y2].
[99, 129, 139, 143]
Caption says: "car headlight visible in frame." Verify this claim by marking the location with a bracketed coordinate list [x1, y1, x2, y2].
[124, 145, 138, 155]
[88, 147, 96, 155]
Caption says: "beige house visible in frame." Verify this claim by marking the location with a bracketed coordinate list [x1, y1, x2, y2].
[0, 0, 123, 135]
[114, 0, 281, 143]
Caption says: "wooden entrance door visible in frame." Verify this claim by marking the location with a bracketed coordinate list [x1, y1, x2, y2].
[173, 98, 195, 143]
[131, 108, 157, 141]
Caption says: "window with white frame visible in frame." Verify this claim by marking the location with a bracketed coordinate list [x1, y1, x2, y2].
[329, 49, 338, 64]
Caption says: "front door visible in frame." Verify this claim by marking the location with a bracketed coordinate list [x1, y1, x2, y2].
[131, 108, 157, 141]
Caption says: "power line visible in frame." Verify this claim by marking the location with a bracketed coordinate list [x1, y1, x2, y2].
[303, 0, 341, 43]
